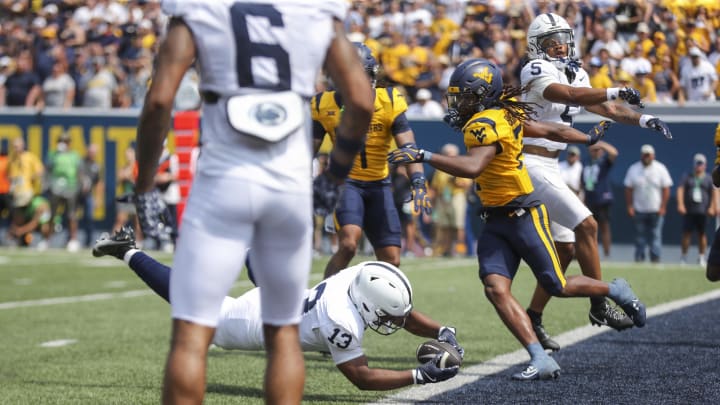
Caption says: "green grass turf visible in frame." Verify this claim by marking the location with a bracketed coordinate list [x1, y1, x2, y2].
[0, 249, 717, 404]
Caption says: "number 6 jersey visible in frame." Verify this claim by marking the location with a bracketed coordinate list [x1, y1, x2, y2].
[161, 0, 348, 192]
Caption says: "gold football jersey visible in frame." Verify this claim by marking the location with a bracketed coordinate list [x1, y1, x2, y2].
[311, 87, 408, 181]
[462, 108, 534, 206]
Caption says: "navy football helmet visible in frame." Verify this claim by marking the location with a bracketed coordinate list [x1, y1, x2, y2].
[353, 42, 379, 86]
[445, 58, 503, 130]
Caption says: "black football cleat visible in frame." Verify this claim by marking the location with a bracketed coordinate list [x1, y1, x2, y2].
[92, 226, 136, 259]
[532, 322, 561, 352]
[589, 299, 634, 331]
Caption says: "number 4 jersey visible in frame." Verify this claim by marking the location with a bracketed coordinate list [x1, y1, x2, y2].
[520, 59, 591, 151]
[212, 263, 367, 365]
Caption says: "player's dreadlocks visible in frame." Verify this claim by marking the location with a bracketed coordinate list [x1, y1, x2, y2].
[496, 84, 538, 126]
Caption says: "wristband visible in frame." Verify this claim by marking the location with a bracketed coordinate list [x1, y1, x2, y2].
[412, 369, 422, 385]
[639, 114, 655, 128]
[423, 150, 433, 162]
[410, 172, 425, 183]
[438, 326, 456, 339]
[606, 87, 620, 101]
[586, 134, 593, 144]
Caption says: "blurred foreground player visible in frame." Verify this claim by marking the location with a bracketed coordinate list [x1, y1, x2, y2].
[132, 1, 373, 403]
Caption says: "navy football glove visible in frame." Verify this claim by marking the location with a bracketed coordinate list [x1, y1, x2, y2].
[388, 145, 428, 164]
[443, 109, 463, 131]
[586, 120, 611, 145]
[409, 174, 432, 215]
[313, 172, 343, 216]
[413, 354, 460, 384]
[134, 189, 173, 242]
[646, 118, 672, 140]
[618, 87, 644, 107]
[438, 326, 464, 359]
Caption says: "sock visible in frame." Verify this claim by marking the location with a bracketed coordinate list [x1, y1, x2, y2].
[128, 251, 170, 303]
[527, 342, 546, 362]
[607, 279, 633, 304]
[589, 296, 605, 308]
[526, 308, 543, 325]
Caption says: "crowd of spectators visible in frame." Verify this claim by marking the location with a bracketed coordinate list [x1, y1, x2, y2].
[1, 1, 720, 110]
[2, 0, 720, 257]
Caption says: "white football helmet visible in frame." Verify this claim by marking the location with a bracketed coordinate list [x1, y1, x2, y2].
[348, 261, 413, 335]
[527, 13, 577, 69]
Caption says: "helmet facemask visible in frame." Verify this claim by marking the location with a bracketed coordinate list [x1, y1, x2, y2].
[535, 29, 576, 69]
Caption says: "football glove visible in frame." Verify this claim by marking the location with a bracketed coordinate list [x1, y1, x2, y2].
[409, 174, 432, 215]
[586, 120, 611, 145]
[313, 172, 343, 216]
[388, 144, 428, 164]
[413, 354, 460, 385]
[438, 326, 464, 359]
[134, 189, 173, 242]
[646, 118, 672, 140]
[443, 109, 462, 131]
[618, 87, 643, 107]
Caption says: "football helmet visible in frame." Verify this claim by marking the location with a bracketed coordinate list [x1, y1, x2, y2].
[445, 58, 503, 130]
[353, 42, 379, 87]
[348, 261, 413, 335]
[527, 13, 577, 69]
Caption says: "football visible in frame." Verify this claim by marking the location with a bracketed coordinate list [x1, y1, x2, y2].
[416, 339, 462, 368]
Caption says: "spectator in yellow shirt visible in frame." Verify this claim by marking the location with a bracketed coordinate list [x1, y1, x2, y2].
[588, 57, 613, 89]
[430, 4, 460, 56]
[634, 69, 657, 103]
[7, 137, 44, 229]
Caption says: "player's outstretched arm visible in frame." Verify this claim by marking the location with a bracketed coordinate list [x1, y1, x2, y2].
[403, 311, 463, 355]
[524, 120, 610, 145]
[544, 83, 643, 108]
[389, 143, 495, 179]
[585, 103, 673, 139]
[336, 354, 458, 390]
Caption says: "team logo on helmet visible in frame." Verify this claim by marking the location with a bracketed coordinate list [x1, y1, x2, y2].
[444, 58, 503, 130]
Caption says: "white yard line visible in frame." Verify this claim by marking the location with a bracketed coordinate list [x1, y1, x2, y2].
[370, 288, 720, 404]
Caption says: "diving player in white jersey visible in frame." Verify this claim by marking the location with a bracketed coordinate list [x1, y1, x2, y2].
[132, 1, 374, 403]
[519, 13, 673, 351]
[93, 227, 462, 390]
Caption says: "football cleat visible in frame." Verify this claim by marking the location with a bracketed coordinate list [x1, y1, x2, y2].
[512, 357, 560, 381]
[92, 226, 136, 259]
[531, 322, 561, 352]
[609, 278, 647, 328]
[589, 299, 634, 331]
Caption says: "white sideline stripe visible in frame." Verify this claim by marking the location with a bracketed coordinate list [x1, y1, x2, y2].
[0, 290, 154, 309]
[370, 288, 720, 404]
[0, 260, 466, 311]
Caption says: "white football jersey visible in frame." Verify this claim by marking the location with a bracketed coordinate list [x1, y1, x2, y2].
[299, 264, 367, 365]
[213, 263, 367, 365]
[520, 59, 592, 151]
[161, 0, 347, 192]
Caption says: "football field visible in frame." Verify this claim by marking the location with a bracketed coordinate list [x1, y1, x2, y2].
[1, 248, 718, 404]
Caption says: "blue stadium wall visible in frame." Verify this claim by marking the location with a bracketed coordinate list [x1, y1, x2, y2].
[0, 106, 717, 244]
